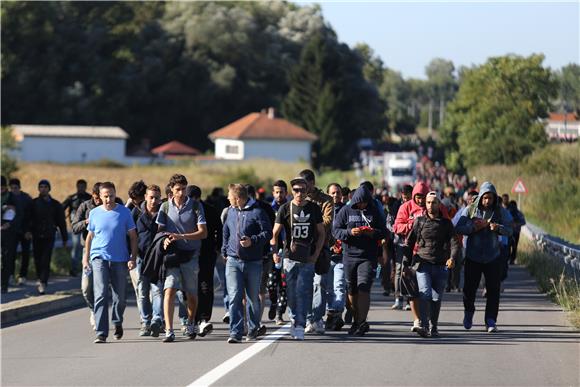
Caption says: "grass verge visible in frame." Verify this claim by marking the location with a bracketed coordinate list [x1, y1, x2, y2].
[518, 237, 580, 328]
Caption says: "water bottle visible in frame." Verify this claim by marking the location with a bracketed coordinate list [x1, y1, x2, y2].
[83, 265, 92, 277]
[274, 249, 283, 270]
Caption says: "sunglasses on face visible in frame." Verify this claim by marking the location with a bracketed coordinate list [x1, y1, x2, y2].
[292, 187, 306, 194]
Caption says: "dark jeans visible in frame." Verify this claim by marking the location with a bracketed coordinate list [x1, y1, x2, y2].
[500, 244, 510, 282]
[15, 233, 31, 278]
[1, 230, 17, 289]
[509, 232, 520, 264]
[196, 254, 217, 323]
[463, 257, 502, 323]
[33, 236, 55, 284]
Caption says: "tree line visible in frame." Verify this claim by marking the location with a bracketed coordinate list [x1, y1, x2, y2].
[2, 1, 579, 170]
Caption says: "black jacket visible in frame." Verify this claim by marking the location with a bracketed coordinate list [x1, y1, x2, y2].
[404, 215, 460, 266]
[28, 196, 67, 241]
[136, 203, 159, 258]
[141, 233, 168, 284]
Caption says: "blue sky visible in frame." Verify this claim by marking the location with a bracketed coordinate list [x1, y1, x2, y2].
[310, 1, 579, 79]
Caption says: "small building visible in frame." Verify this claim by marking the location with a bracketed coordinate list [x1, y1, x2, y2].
[208, 108, 317, 163]
[11, 125, 129, 163]
[151, 140, 201, 158]
[544, 113, 580, 141]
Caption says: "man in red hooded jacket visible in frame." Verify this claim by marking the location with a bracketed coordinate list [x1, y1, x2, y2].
[393, 182, 449, 334]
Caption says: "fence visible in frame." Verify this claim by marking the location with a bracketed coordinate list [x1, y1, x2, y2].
[521, 222, 580, 272]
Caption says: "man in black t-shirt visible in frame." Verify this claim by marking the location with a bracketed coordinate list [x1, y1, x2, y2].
[272, 177, 324, 340]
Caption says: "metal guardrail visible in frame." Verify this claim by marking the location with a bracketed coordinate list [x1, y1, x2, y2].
[521, 222, 580, 271]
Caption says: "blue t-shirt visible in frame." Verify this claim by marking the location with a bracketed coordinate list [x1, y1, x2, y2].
[88, 204, 136, 262]
[156, 197, 206, 252]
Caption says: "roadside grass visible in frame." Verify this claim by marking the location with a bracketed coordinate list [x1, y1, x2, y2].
[518, 237, 580, 328]
[16, 159, 376, 203]
[471, 143, 580, 243]
[13, 247, 72, 281]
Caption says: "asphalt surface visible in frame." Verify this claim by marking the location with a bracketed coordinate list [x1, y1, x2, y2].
[1, 265, 579, 387]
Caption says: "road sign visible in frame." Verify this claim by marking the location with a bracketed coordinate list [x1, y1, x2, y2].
[511, 178, 528, 194]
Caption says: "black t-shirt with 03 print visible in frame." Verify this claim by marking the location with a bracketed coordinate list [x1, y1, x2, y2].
[275, 201, 323, 262]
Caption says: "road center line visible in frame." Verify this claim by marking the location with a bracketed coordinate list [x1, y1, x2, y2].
[188, 324, 291, 387]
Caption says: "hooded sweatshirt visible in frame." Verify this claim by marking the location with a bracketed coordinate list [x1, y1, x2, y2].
[455, 182, 513, 263]
[332, 186, 388, 262]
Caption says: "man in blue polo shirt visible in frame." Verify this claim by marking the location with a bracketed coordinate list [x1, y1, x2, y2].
[83, 182, 138, 344]
[157, 174, 207, 343]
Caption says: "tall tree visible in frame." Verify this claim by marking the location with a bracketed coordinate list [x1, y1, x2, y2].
[425, 58, 456, 134]
[440, 54, 557, 170]
[555, 63, 580, 114]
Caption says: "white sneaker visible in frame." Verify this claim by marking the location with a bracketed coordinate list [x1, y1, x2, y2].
[391, 299, 403, 310]
[199, 320, 213, 337]
[314, 320, 325, 334]
[293, 326, 305, 340]
[304, 321, 316, 334]
[404, 302, 411, 311]
[89, 312, 96, 331]
[37, 282, 46, 295]
[17, 277, 26, 286]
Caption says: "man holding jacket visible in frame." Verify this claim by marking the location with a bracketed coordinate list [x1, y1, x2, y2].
[333, 186, 388, 336]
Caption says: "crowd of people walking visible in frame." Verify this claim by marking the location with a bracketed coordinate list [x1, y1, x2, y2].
[1, 161, 526, 343]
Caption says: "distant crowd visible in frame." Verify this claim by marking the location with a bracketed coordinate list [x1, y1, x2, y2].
[1, 162, 526, 343]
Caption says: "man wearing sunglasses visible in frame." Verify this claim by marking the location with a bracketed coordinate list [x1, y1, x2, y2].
[272, 177, 325, 340]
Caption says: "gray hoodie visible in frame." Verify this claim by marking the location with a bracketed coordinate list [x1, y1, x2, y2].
[455, 182, 513, 263]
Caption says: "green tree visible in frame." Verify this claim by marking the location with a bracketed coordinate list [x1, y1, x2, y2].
[282, 32, 384, 169]
[425, 58, 456, 133]
[1, 126, 19, 177]
[440, 54, 557, 170]
[555, 63, 580, 114]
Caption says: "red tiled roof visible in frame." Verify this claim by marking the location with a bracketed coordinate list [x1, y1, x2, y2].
[548, 112, 578, 122]
[208, 112, 318, 141]
[151, 140, 201, 156]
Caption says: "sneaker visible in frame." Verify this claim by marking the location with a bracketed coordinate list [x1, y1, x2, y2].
[185, 324, 197, 339]
[304, 322, 316, 334]
[347, 322, 359, 335]
[313, 320, 325, 334]
[222, 312, 230, 324]
[429, 326, 440, 337]
[113, 325, 123, 340]
[268, 304, 277, 320]
[93, 335, 106, 344]
[354, 321, 370, 337]
[181, 324, 188, 336]
[256, 324, 267, 337]
[411, 319, 422, 332]
[293, 326, 305, 340]
[391, 299, 403, 310]
[246, 329, 258, 342]
[486, 318, 498, 333]
[275, 315, 286, 326]
[382, 290, 390, 297]
[150, 321, 161, 337]
[37, 282, 46, 295]
[404, 302, 411, 311]
[227, 336, 241, 344]
[333, 317, 345, 331]
[289, 324, 296, 338]
[463, 311, 474, 330]
[17, 277, 26, 286]
[163, 330, 175, 343]
[198, 321, 213, 337]
[139, 323, 151, 337]
[89, 312, 96, 331]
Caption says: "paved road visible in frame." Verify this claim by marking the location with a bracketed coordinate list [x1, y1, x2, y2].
[2, 265, 579, 386]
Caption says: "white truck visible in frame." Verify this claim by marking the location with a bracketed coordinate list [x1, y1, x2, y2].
[383, 151, 418, 191]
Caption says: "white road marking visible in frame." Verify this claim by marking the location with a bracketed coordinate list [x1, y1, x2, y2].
[188, 324, 291, 386]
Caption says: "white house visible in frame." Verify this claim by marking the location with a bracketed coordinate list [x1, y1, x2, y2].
[10, 125, 129, 163]
[544, 112, 580, 141]
[208, 108, 318, 163]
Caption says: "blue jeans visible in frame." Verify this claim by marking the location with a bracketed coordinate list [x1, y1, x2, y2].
[226, 258, 262, 339]
[136, 258, 163, 325]
[285, 259, 315, 328]
[307, 273, 326, 323]
[92, 258, 128, 338]
[325, 259, 345, 312]
[416, 262, 448, 329]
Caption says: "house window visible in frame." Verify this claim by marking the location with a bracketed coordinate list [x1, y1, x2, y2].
[225, 145, 239, 155]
